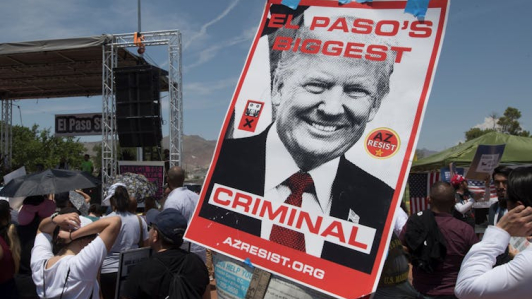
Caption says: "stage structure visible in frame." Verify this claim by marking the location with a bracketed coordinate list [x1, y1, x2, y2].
[101, 30, 183, 191]
[0, 101, 12, 169]
[0, 31, 182, 196]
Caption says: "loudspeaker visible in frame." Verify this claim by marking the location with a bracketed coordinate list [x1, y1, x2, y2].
[114, 65, 162, 147]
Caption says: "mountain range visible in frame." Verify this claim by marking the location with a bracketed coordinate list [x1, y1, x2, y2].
[83, 136, 438, 180]
[82, 135, 217, 179]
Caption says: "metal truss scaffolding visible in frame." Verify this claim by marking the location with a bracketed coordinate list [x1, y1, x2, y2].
[0, 99, 13, 171]
[101, 30, 183, 193]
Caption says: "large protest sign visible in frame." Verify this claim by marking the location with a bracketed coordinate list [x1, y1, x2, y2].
[187, 1, 449, 298]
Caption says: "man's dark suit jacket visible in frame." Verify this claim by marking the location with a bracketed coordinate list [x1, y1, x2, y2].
[488, 201, 505, 226]
[199, 128, 394, 273]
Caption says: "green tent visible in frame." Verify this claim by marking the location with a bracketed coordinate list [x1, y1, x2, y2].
[412, 132, 532, 172]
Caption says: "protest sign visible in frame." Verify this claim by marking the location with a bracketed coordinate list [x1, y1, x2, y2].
[3, 166, 26, 185]
[115, 247, 152, 299]
[465, 144, 506, 181]
[212, 252, 254, 299]
[440, 167, 464, 183]
[187, 1, 449, 298]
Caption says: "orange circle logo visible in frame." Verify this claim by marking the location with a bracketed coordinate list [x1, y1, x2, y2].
[364, 128, 400, 159]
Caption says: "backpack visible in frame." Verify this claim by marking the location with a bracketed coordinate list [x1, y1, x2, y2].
[403, 210, 447, 273]
[155, 253, 202, 299]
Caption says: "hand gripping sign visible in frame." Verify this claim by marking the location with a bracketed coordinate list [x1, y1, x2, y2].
[186, 1, 449, 298]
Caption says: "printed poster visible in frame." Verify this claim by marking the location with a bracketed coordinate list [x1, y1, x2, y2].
[440, 167, 464, 183]
[187, 1, 449, 298]
[116, 247, 152, 299]
[465, 144, 506, 181]
[212, 252, 254, 299]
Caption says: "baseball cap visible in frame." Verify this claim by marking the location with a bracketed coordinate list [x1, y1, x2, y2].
[145, 209, 160, 227]
[451, 174, 466, 187]
[152, 208, 187, 244]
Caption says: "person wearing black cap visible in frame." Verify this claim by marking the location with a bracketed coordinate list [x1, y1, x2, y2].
[122, 208, 210, 299]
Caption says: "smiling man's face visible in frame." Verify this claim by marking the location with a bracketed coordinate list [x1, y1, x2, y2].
[273, 54, 387, 171]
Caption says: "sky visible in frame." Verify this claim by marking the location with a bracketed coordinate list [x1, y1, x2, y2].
[0, 0, 531, 152]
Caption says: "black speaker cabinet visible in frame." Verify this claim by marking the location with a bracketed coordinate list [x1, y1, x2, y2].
[114, 65, 162, 147]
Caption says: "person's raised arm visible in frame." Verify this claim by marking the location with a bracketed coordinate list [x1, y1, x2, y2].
[483, 175, 491, 202]
[455, 198, 474, 214]
[472, 174, 491, 202]
[455, 206, 532, 299]
[75, 189, 92, 203]
[38, 212, 81, 235]
[496, 205, 532, 236]
[62, 216, 121, 252]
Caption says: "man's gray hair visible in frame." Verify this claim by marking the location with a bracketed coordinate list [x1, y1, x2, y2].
[270, 14, 398, 115]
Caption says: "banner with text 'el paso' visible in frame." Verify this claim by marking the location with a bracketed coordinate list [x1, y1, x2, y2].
[187, 1, 449, 298]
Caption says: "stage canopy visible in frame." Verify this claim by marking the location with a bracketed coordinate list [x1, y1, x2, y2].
[0, 35, 168, 100]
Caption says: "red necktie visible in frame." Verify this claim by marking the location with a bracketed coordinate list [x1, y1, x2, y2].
[269, 172, 314, 252]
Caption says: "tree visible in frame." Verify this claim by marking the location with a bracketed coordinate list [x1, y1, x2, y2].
[497, 107, 530, 136]
[465, 128, 495, 142]
[10, 124, 86, 173]
[464, 107, 530, 141]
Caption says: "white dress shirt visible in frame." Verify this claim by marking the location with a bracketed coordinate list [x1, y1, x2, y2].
[261, 126, 340, 257]
[455, 225, 532, 299]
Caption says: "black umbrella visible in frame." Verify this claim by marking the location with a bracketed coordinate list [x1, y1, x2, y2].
[0, 169, 101, 197]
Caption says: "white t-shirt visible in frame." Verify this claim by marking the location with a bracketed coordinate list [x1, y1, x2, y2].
[31, 233, 107, 299]
[101, 211, 149, 274]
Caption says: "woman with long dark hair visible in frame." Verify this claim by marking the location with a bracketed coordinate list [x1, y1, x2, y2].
[100, 184, 149, 299]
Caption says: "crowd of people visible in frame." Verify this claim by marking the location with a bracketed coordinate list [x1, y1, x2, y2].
[3, 160, 532, 299]
[0, 164, 210, 299]
[378, 165, 532, 299]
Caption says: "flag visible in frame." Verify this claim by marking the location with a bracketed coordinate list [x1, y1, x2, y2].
[408, 172, 440, 215]
[467, 179, 498, 205]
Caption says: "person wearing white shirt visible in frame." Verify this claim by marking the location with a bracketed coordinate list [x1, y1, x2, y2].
[163, 166, 207, 262]
[455, 166, 532, 299]
[30, 209, 121, 299]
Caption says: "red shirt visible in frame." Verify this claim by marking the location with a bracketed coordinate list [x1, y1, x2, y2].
[0, 235, 15, 283]
[400, 212, 478, 296]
